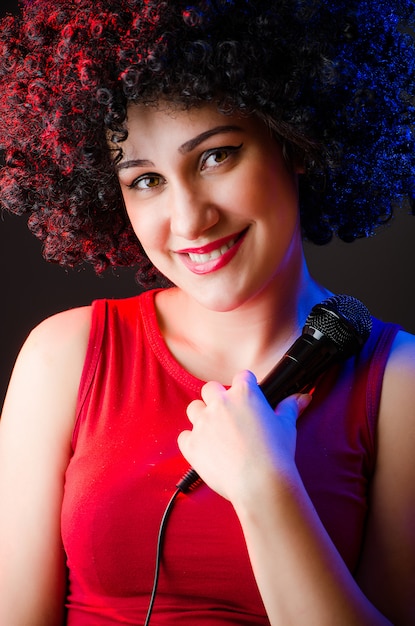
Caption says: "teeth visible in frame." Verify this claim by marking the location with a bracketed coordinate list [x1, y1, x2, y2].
[188, 239, 235, 263]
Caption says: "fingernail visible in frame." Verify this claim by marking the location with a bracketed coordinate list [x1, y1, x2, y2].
[295, 393, 312, 412]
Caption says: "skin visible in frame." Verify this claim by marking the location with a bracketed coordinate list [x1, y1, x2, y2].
[0, 103, 414, 625]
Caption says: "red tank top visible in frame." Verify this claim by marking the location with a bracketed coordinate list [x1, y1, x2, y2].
[61, 289, 400, 625]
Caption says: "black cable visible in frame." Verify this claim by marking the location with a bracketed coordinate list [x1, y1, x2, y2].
[143, 488, 180, 626]
[143, 470, 203, 626]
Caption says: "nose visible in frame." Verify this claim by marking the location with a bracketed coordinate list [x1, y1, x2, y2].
[169, 183, 220, 240]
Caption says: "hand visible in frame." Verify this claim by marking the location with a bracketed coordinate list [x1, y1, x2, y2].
[177, 370, 311, 503]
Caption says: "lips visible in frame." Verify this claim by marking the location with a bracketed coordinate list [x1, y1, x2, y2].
[187, 237, 239, 263]
[176, 227, 248, 275]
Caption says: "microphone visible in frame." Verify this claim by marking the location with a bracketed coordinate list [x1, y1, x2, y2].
[259, 293, 372, 408]
[177, 294, 372, 493]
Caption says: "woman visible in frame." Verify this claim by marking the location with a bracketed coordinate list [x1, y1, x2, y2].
[0, 1, 414, 624]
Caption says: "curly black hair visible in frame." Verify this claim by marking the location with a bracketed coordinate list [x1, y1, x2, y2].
[0, 0, 414, 286]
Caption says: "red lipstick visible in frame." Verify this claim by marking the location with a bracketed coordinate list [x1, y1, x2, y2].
[176, 227, 248, 275]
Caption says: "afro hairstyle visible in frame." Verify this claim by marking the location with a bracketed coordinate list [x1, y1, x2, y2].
[0, 0, 414, 286]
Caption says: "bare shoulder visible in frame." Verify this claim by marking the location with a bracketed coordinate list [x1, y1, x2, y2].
[1, 304, 93, 459]
[22, 304, 92, 361]
[380, 328, 415, 427]
[2, 304, 93, 423]
[356, 329, 415, 624]
[385, 327, 415, 371]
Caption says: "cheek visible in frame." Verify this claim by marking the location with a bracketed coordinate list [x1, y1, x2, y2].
[124, 199, 167, 254]
[240, 163, 299, 226]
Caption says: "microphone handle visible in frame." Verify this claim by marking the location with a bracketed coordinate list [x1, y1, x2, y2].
[259, 333, 338, 408]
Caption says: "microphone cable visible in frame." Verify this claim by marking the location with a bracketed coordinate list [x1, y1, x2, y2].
[143, 469, 202, 626]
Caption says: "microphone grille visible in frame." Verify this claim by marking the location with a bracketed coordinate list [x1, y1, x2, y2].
[305, 294, 372, 354]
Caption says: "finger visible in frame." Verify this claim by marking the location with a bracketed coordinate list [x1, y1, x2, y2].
[295, 393, 313, 414]
[186, 398, 206, 424]
[177, 429, 191, 456]
[228, 370, 258, 398]
[274, 393, 312, 424]
[231, 369, 258, 388]
[200, 380, 226, 404]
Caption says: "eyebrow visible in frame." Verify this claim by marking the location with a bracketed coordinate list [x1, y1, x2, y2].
[116, 158, 155, 172]
[178, 125, 243, 154]
[116, 124, 243, 172]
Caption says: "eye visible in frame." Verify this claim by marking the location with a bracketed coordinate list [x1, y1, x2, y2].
[201, 144, 243, 170]
[128, 173, 164, 191]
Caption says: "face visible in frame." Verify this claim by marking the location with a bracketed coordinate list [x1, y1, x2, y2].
[116, 103, 303, 312]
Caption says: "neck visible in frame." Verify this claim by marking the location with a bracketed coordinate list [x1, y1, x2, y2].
[155, 258, 331, 385]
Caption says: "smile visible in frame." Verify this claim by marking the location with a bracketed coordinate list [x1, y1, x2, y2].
[177, 228, 248, 275]
[187, 238, 238, 263]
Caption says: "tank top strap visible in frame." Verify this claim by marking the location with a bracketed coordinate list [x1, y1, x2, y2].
[73, 299, 108, 447]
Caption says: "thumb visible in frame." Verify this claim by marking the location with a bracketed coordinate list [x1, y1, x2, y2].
[274, 393, 312, 423]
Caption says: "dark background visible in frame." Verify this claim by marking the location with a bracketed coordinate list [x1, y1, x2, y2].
[1, 0, 415, 407]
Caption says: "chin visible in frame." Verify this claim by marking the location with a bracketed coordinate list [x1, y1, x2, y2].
[193, 288, 252, 313]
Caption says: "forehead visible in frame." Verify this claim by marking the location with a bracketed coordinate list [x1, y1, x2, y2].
[125, 102, 233, 136]
[120, 102, 269, 158]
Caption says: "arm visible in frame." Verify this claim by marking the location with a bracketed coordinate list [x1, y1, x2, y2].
[178, 353, 415, 625]
[355, 330, 415, 625]
[0, 306, 91, 626]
